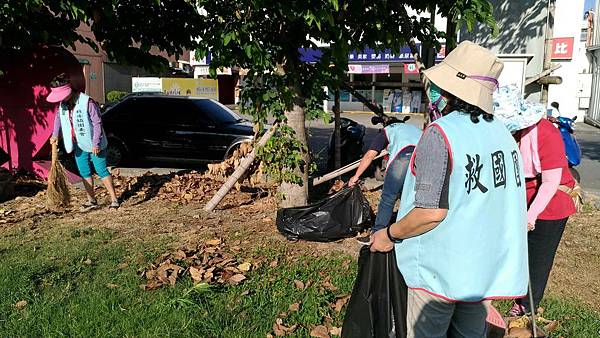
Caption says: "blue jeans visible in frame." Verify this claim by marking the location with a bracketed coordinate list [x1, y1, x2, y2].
[74, 145, 111, 179]
[373, 148, 413, 231]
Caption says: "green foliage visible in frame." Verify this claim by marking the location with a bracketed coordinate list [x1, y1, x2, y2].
[0, 0, 202, 71]
[257, 125, 310, 184]
[195, 0, 497, 184]
[106, 91, 128, 103]
[438, 0, 499, 37]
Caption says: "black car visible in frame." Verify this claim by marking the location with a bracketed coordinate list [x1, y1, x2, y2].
[101, 94, 254, 166]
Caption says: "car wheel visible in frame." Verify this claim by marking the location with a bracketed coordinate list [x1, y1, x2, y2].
[106, 141, 126, 167]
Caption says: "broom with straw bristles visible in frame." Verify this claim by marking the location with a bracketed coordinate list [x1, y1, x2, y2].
[47, 141, 71, 208]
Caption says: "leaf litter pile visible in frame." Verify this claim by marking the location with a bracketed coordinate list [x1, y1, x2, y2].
[94, 170, 271, 207]
[140, 238, 254, 290]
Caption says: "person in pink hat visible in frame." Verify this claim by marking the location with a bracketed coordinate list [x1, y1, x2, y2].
[47, 74, 120, 210]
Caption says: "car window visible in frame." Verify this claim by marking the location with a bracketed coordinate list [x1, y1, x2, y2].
[192, 99, 241, 124]
[167, 98, 212, 125]
[107, 97, 215, 126]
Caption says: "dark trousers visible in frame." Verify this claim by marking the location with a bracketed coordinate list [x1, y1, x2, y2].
[518, 217, 568, 312]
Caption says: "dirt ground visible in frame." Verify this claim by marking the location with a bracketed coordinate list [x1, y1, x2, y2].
[1, 173, 599, 313]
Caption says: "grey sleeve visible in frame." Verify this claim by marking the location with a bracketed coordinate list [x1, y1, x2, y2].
[413, 126, 451, 209]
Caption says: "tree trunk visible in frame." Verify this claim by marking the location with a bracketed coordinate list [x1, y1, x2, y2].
[203, 123, 278, 212]
[334, 89, 341, 169]
[445, 16, 457, 54]
[278, 102, 309, 207]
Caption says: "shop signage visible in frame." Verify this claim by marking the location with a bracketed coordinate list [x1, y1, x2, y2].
[162, 78, 219, 100]
[551, 37, 574, 60]
[194, 66, 232, 76]
[348, 46, 419, 63]
[404, 63, 419, 74]
[348, 64, 390, 74]
[132, 77, 162, 93]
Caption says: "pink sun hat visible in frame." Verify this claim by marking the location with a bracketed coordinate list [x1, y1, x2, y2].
[46, 84, 72, 103]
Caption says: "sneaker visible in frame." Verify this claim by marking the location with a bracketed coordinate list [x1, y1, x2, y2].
[79, 200, 99, 212]
[108, 200, 120, 209]
[507, 303, 526, 317]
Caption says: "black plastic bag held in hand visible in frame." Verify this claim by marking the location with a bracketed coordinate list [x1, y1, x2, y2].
[276, 185, 372, 242]
[342, 247, 407, 338]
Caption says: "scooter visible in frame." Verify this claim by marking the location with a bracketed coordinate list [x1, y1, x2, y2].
[370, 115, 411, 181]
[326, 117, 366, 173]
[553, 116, 582, 182]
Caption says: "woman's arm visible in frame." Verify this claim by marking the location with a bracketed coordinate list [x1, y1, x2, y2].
[88, 100, 103, 148]
[52, 112, 61, 139]
[527, 168, 562, 228]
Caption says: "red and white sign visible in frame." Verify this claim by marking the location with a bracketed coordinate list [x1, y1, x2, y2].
[404, 63, 419, 74]
[551, 37, 574, 60]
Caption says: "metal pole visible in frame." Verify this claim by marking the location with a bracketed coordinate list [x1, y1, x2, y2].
[528, 279, 538, 337]
[541, 0, 556, 105]
[334, 89, 342, 169]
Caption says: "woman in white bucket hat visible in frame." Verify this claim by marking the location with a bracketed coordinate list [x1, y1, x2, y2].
[370, 41, 529, 337]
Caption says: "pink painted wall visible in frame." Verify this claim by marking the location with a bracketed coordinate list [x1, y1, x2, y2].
[0, 46, 85, 178]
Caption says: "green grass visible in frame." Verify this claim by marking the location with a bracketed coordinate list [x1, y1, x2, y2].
[0, 223, 357, 337]
[495, 299, 600, 337]
[0, 222, 598, 337]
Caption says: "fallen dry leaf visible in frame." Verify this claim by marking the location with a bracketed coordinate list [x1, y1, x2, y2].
[106, 283, 120, 289]
[322, 278, 338, 292]
[289, 303, 300, 312]
[544, 320, 559, 332]
[508, 316, 530, 329]
[189, 266, 203, 283]
[238, 262, 252, 272]
[206, 238, 222, 246]
[294, 280, 305, 290]
[173, 250, 187, 260]
[83, 258, 92, 265]
[310, 325, 330, 338]
[273, 318, 286, 337]
[15, 300, 28, 310]
[507, 327, 532, 338]
[228, 273, 247, 285]
[329, 327, 342, 336]
[269, 260, 278, 268]
[332, 295, 351, 312]
[272, 318, 297, 336]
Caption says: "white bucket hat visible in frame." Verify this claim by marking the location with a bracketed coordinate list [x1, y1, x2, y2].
[423, 41, 503, 115]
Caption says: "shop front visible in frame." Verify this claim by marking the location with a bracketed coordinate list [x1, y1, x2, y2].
[301, 45, 445, 113]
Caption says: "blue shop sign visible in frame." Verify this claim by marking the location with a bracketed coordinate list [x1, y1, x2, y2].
[298, 44, 449, 63]
[299, 45, 422, 63]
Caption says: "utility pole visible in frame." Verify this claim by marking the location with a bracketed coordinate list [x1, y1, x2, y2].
[541, 0, 556, 105]
[333, 89, 341, 170]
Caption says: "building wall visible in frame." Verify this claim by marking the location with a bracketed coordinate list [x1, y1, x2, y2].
[68, 24, 108, 103]
[461, 0, 548, 102]
[462, 0, 587, 121]
[548, 0, 586, 120]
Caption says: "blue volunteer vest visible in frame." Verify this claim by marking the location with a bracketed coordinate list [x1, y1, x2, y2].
[384, 123, 422, 169]
[395, 111, 528, 302]
[59, 93, 107, 153]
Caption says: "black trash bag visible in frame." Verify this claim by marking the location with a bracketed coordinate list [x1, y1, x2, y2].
[276, 185, 372, 242]
[342, 246, 407, 338]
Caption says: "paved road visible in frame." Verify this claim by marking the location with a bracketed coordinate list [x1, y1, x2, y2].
[309, 112, 600, 197]
[115, 111, 600, 198]
[574, 123, 600, 197]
